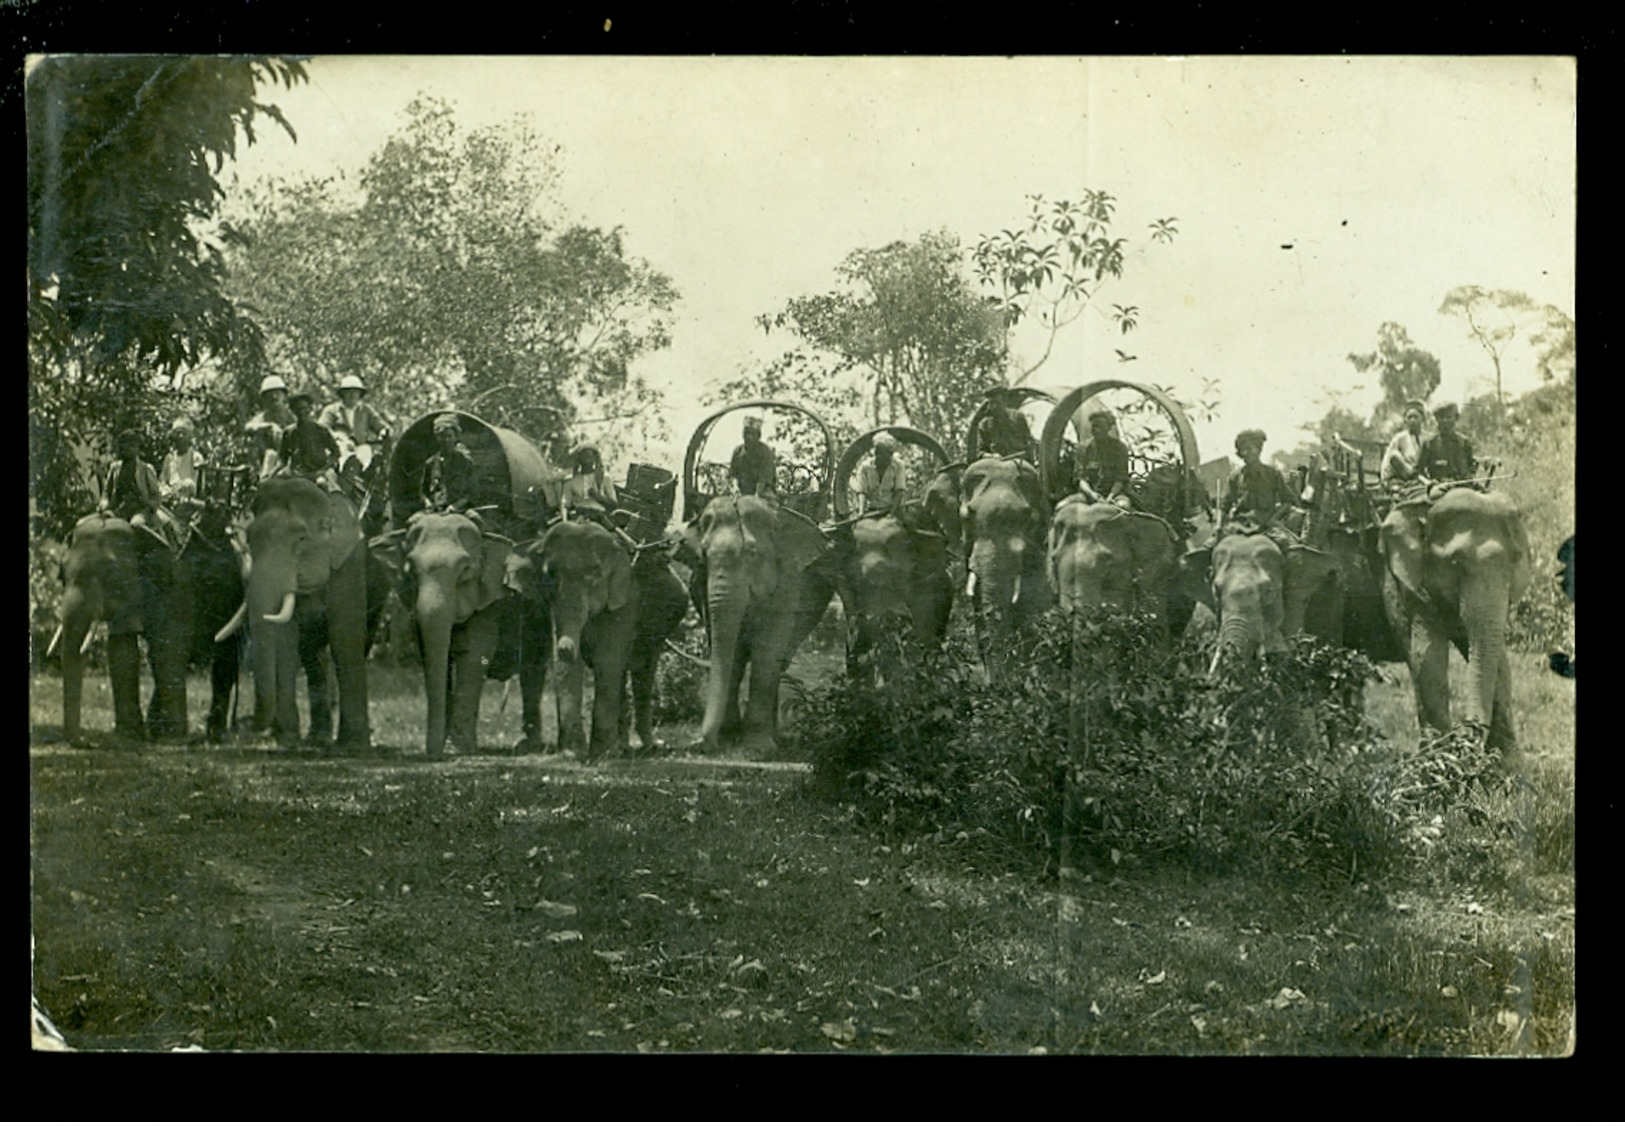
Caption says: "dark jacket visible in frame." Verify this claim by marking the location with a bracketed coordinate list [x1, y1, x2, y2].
[729, 440, 777, 496]
[1076, 434, 1131, 497]
[1418, 432, 1475, 482]
[422, 443, 478, 509]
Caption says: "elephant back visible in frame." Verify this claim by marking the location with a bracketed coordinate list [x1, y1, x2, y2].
[389, 412, 554, 532]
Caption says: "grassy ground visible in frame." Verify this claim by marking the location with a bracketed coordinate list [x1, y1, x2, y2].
[29, 641, 1572, 1055]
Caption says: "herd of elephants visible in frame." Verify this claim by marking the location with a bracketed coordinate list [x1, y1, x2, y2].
[46, 379, 1536, 761]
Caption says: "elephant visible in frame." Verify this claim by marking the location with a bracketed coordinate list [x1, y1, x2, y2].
[680, 494, 835, 753]
[1379, 488, 1531, 751]
[53, 508, 243, 746]
[1046, 497, 1193, 636]
[228, 477, 372, 751]
[1199, 533, 1344, 674]
[508, 519, 688, 759]
[372, 509, 547, 758]
[830, 506, 954, 674]
[934, 455, 1052, 676]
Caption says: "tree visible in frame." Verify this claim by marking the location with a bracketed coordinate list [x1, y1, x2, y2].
[1346, 322, 1442, 433]
[1526, 304, 1575, 385]
[27, 54, 307, 537]
[973, 192, 1178, 383]
[224, 96, 679, 462]
[1438, 286, 1546, 411]
[740, 230, 1007, 443]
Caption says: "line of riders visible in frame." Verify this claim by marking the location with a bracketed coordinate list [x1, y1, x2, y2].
[79, 371, 1508, 753]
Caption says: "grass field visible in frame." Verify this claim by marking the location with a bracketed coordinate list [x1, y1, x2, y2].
[30, 641, 1573, 1055]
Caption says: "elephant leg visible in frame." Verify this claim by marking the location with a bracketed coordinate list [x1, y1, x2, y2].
[554, 653, 587, 752]
[206, 636, 240, 742]
[1408, 616, 1452, 734]
[299, 614, 333, 745]
[107, 632, 146, 741]
[588, 654, 630, 760]
[328, 559, 372, 753]
[517, 610, 549, 754]
[448, 613, 500, 753]
[143, 613, 189, 741]
[629, 650, 660, 750]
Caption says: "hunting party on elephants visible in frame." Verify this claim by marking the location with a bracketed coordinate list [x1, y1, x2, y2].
[29, 55, 1575, 1062]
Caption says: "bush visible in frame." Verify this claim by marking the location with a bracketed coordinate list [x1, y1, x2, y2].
[800, 609, 1511, 880]
[653, 631, 708, 727]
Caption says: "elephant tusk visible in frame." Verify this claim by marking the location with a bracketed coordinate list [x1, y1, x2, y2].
[1011, 573, 1022, 607]
[46, 625, 63, 660]
[965, 570, 978, 598]
[215, 602, 249, 644]
[80, 624, 99, 655]
[263, 592, 296, 625]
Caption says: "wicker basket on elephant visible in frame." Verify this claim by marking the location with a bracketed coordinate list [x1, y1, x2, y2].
[681, 400, 837, 524]
[1037, 380, 1204, 526]
[830, 426, 952, 522]
[388, 411, 554, 533]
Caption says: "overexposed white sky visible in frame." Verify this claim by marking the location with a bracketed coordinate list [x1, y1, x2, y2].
[226, 56, 1576, 466]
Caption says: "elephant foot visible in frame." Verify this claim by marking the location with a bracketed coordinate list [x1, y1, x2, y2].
[511, 735, 545, 756]
[634, 739, 668, 759]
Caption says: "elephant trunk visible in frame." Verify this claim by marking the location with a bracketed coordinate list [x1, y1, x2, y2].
[1461, 568, 1513, 732]
[248, 554, 300, 739]
[59, 586, 94, 742]
[700, 577, 747, 752]
[551, 591, 589, 750]
[1212, 598, 1264, 676]
[416, 586, 456, 757]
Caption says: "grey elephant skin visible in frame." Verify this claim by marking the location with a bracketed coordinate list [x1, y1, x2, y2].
[831, 507, 954, 672]
[1380, 489, 1531, 750]
[374, 510, 547, 757]
[511, 520, 687, 759]
[1047, 498, 1192, 637]
[55, 510, 243, 744]
[240, 477, 371, 751]
[682, 495, 834, 753]
[1192, 531, 1346, 672]
[930, 456, 1051, 675]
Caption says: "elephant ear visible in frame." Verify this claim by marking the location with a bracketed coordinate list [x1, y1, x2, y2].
[676, 515, 707, 568]
[1379, 506, 1428, 604]
[1127, 512, 1178, 591]
[474, 533, 517, 614]
[369, 529, 412, 600]
[323, 491, 363, 573]
[600, 535, 633, 612]
[776, 509, 831, 577]
[1507, 509, 1533, 603]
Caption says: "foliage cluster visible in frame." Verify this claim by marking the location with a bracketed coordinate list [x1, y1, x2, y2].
[801, 612, 1511, 881]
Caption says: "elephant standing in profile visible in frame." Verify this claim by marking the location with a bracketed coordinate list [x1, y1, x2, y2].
[373, 510, 547, 758]
[1046, 497, 1193, 637]
[926, 456, 1051, 677]
[224, 477, 371, 751]
[507, 519, 687, 759]
[54, 508, 243, 746]
[681, 494, 834, 753]
[1379, 488, 1531, 750]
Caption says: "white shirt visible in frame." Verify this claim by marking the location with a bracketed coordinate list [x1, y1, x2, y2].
[856, 459, 905, 512]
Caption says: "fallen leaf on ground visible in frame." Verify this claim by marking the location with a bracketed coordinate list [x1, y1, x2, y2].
[546, 930, 583, 943]
[1267, 987, 1308, 1009]
[1143, 969, 1167, 985]
[593, 950, 626, 963]
[533, 899, 578, 918]
[820, 1018, 857, 1043]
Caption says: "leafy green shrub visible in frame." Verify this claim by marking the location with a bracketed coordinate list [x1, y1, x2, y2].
[800, 609, 1514, 880]
[653, 639, 708, 726]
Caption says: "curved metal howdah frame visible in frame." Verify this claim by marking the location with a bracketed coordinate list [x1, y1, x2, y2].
[961, 386, 1058, 463]
[1038, 380, 1202, 507]
[681, 399, 836, 523]
[388, 411, 553, 529]
[831, 426, 951, 520]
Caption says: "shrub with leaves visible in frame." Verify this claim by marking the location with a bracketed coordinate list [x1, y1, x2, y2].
[800, 608, 1512, 880]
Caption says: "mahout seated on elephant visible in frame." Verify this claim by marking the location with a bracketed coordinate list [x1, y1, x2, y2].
[506, 516, 688, 760]
[678, 493, 835, 754]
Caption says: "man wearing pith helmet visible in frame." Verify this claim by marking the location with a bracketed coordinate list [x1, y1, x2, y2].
[319, 374, 392, 475]
[245, 375, 296, 479]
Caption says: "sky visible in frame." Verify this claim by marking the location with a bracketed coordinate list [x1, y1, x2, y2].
[225, 56, 1576, 467]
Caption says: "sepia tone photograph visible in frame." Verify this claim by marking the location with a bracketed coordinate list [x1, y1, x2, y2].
[29, 54, 1575, 1055]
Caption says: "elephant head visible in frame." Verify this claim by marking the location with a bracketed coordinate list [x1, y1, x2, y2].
[955, 456, 1051, 672]
[374, 509, 515, 756]
[1046, 498, 1182, 624]
[1379, 488, 1531, 749]
[834, 506, 954, 668]
[682, 495, 832, 753]
[241, 477, 369, 747]
[1208, 533, 1287, 674]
